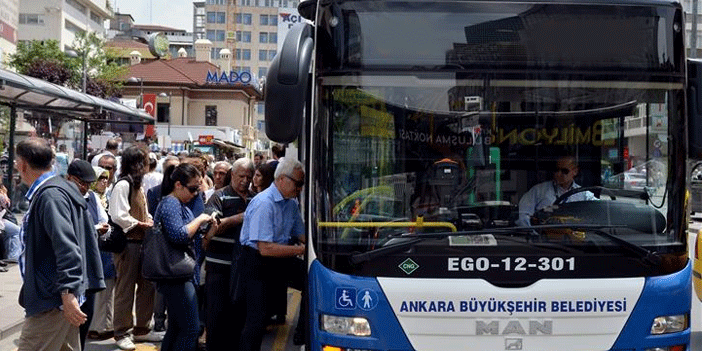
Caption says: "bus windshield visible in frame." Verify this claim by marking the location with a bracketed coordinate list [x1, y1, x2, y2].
[311, 0, 687, 283]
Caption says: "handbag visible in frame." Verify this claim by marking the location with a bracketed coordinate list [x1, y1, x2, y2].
[98, 219, 128, 253]
[99, 178, 131, 253]
[141, 219, 196, 281]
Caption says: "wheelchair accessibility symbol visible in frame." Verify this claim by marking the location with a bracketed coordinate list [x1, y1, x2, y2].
[335, 288, 356, 309]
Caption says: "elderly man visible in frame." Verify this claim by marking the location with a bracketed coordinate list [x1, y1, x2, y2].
[15, 138, 104, 351]
[237, 157, 306, 350]
[203, 157, 254, 351]
[66, 159, 112, 349]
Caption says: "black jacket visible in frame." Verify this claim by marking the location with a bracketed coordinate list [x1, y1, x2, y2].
[19, 176, 105, 317]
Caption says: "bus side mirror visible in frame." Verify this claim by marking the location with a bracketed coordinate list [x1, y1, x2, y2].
[688, 59, 702, 159]
[265, 23, 314, 143]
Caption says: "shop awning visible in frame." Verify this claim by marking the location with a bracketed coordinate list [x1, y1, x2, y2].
[0, 68, 154, 124]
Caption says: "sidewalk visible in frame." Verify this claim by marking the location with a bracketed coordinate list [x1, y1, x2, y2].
[0, 210, 24, 343]
[0, 262, 23, 342]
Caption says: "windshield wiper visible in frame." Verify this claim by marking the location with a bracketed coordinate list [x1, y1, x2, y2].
[350, 224, 660, 265]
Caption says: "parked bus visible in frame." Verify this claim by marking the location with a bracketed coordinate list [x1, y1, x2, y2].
[265, 0, 702, 349]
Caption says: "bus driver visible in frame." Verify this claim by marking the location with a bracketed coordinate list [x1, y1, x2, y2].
[516, 156, 597, 226]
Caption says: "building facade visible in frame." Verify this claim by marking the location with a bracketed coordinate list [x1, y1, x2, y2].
[18, 0, 112, 50]
[201, 0, 300, 139]
[0, 0, 19, 68]
[121, 46, 262, 151]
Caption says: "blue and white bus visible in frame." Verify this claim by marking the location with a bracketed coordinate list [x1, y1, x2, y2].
[264, 0, 701, 350]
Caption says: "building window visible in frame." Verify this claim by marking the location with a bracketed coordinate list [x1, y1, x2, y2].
[216, 30, 225, 41]
[157, 102, 170, 123]
[206, 106, 218, 126]
[235, 13, 252, 24]
[206, 30, 216, 42]
[19, 14, 43, 25]
[260, 14, 268, 25]
[236, 31, 251, 42]
[64, 20, 84, 34]
[66, 0, 86, 14]
[259, 49, 268, 61]
[268, 50, 276, 61]
[211, 47, 222, 59]
[206, 0, 226, 4]
[256, 102, 265, 115]
[90, 12, 101, 24]
[207, 12, 225, 23]
[236, 49, 251, 60]
[259, 32, 268, 43]
[270, 15, 278, 25]
[269, 32, 277, 43]
[258, 67, 268, 79]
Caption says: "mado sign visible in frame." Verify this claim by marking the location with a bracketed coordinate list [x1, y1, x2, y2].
[206, 71, 252, 85]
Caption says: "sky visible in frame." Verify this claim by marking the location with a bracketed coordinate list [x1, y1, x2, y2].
[112, 0, 194, 32]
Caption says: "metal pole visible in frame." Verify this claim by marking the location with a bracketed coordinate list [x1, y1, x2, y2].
[693, 0, 698, 58]
[83, 120, 88, 160]
[82, 51, 87, 93]
[7, 104, 16, 201]
[167, 93, 171, 136]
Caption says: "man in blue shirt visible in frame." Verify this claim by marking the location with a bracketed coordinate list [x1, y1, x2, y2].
[517, 156, 597, 226]
[15, 138, 104, 351]
[237, 157, 306, 350]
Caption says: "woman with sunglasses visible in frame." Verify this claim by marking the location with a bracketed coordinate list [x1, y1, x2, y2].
[155, 163, 217, 351]
[516, 155, 597, 226]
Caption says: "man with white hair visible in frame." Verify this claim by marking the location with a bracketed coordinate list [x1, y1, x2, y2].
[203, 157, 254, 351]
[236, 157, 306, 350]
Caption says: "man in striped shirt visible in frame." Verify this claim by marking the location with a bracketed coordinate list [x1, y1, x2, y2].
[203, 157, 254, 351]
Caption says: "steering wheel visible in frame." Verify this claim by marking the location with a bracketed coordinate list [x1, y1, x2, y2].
[553, 186, 615, 205]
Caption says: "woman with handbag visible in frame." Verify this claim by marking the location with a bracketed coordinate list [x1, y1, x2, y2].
[152, 163, 217, 351]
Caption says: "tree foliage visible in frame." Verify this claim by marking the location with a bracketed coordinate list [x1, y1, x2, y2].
[7, 34, 127, 98]
[7, 40, 73, 75]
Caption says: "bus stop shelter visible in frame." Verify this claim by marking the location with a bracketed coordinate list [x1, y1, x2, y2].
[0, 67, 155, 198]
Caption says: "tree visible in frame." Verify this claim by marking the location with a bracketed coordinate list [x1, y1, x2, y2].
[7, 40, 73, 76]
[69, 31, 128, 97]
[7, 34, 128, 99]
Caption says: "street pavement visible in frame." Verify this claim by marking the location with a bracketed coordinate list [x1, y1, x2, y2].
[1, 216, 702, 350]
[0, 210, 303, 351]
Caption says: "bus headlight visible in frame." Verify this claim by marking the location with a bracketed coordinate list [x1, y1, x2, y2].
[321, 314, 371, 336]
[650, 314, 688, 334]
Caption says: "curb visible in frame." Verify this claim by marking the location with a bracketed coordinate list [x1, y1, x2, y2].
[0, 318, 23, 341]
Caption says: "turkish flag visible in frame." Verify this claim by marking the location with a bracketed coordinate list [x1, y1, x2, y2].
[142, 94, 156, 137]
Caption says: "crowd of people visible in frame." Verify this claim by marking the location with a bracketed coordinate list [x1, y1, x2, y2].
[5, 136, 306, 351]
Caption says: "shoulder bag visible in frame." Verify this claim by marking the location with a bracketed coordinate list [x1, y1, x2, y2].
[99, 179, 131, 253]
[141, 218, 196, 281]
[98, 218, 128, 253]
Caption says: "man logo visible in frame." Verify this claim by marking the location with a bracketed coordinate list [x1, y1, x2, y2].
[505, 338, 523, 350]
[476, 320, 552, 335]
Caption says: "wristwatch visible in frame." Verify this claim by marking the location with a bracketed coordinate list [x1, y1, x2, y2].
[60, 289, 72, 296]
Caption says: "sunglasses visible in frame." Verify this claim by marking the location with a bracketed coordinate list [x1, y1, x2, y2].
[285, 174, 305, 188]
[556, 168, 572, 175]
[71, 176, 91, 188]
[186, 184, 200, 194]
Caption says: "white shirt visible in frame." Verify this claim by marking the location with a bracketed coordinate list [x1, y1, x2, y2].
[141, 172, 163, 195]
[108, 180, 152, 233]
[517, 180, 596, 226]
